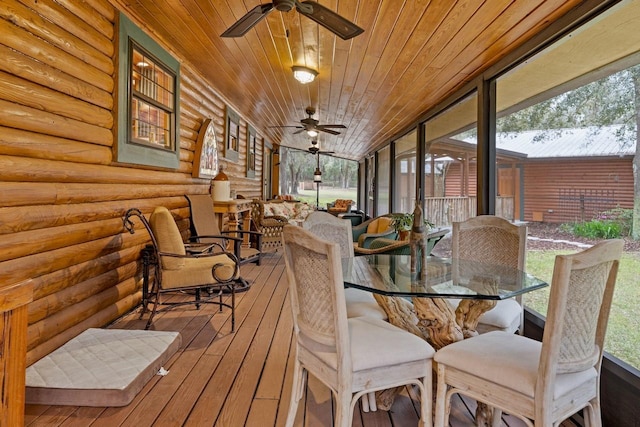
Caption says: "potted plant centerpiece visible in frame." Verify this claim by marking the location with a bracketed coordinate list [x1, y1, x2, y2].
[390, 213, 412, 240]
[390, 212, 434, 240]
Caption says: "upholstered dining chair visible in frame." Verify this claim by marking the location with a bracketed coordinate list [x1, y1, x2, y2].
[123, 207, 241, 330]
[434, 239, 623, 427]
[450, 215, 527, 335]
[282, 225, 435, 427]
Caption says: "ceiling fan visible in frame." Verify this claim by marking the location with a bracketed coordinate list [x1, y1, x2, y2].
[220, 0, 364, 40]
[307, 139, 334, 155]
[273, 107, 347, 136]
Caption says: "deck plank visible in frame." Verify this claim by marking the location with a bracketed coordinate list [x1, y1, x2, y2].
[24, 251, 578, 427]
[216, 263, 289, 426]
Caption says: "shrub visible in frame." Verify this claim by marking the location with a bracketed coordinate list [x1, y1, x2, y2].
[596, 207, 633, 237]
[571, 220, 621, 239]
[563, 207, 633, 239]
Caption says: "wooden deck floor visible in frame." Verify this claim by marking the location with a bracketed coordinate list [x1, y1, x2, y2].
[24, 251, 576, 427]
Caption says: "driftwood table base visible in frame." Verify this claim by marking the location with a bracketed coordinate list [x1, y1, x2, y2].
[347, 256, 502, 424]
[373, 293, 497, 425]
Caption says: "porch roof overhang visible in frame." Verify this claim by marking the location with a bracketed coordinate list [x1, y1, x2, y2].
[429, 138, 528, 163]
[112, 1, 639, 161]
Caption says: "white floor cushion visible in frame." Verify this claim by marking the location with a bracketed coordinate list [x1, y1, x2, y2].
[26, 328, 181, 407]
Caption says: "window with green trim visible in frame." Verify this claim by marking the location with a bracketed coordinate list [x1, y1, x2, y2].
[116, 13, 180, 169]
[130, 45, 175, 150]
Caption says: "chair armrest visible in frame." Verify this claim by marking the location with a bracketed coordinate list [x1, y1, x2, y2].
[158, 249, 235, 259]
[352, 219, 373, 241]
[184, 243, 218, 254]
[189, 234, 243, 243]
[425, 228, 448, 253]
[358, 229, 398, 248]
[219, 230, 264, 252]
[262, 216, 289, 226]
[219, 230, 263, 237]
[355, 229, 448, 256]
[354, 238, 410, 255]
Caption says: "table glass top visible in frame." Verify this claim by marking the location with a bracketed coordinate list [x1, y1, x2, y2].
[342, 254, 548, 299]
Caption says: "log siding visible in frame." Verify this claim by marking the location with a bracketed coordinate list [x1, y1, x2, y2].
[0, 0, 263, 365]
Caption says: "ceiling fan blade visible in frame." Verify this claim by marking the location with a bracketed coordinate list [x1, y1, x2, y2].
[292, 129, 306, 135]
[297, 1, 364, 40]
[317, 127, 341, 135]
[318, 124, 347, 129]
[221, 4, 274, 37]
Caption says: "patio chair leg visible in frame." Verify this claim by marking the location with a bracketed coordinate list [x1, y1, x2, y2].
[145, 291, 160, 330]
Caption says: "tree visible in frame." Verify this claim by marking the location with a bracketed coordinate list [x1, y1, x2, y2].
[497, 64, 640, 239]
[320, 156, 358, 188]
[279, 148, 314, 195]
[337, 157, 357, 188]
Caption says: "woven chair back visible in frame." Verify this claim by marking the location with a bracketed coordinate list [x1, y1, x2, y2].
[303, 211, 354, 258]
[543, 239, 623, 376]
[452, 215, 526, 287]
[282, 226, 349, 358]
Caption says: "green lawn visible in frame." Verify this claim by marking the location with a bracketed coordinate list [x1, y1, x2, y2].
[525, 250, 640, 370]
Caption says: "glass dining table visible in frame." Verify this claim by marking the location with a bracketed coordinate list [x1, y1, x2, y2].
[342, 253, 548, 349]
[342, 254, 547, 301]
[341, 254, 548, 420]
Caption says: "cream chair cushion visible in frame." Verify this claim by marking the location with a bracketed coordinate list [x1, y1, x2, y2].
[446, 298, 522, 334]
[344, 288, 388, 320]
[149, 207, 186, 270]
[300, 316, 435, 371]
[434, 331, 597, 399]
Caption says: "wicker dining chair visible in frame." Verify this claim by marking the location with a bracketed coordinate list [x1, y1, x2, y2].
[303, 210, 355, 257]
[303, 211, 387, 321]
[450, 215, 527, 335]
[282, 225, 435, 427]
[434, 239, 623, 427]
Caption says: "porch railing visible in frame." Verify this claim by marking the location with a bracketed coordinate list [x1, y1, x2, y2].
[424, 196, 514, 226]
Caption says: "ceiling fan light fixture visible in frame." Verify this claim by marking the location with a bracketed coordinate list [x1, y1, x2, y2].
[313, 167, 322, 183]
[292, 66, 318, 84]
[306, 129, 319, 137]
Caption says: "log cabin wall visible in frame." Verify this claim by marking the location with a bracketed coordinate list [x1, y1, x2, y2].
[522, 157, 634, 223]
[0, 0, 264, 365]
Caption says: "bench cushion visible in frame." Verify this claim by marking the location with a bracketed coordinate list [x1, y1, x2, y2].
[26, 328, 181, 407]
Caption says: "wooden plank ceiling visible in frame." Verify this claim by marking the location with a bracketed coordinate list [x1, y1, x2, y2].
[115, 0, 582, 161]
